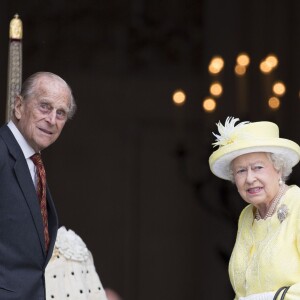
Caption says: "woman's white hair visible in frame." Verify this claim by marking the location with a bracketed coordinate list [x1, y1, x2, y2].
[228, 152, 293, 183]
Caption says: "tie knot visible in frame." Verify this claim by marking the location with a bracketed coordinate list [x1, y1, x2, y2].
[30, 153, 43, 167]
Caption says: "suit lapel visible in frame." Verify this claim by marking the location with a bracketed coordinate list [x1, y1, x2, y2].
[14, 160, 46, 255]
[0, 125, 46, 256]
[45, 187, 58, 264]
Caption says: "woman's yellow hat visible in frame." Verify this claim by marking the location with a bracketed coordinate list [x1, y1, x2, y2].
[209, 117, 300, 180]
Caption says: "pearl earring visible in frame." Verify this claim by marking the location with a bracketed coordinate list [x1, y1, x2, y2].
[279, 178, 283, 185]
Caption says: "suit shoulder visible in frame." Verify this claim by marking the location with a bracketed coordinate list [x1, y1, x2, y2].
[0, 134, 8, 152]
[0, 127, 14, 164]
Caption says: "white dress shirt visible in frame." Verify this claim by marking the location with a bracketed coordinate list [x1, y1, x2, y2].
[7, 121, 37, 187]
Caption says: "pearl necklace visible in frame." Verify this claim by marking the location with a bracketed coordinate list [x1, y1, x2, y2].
[255, 183, 288, 220]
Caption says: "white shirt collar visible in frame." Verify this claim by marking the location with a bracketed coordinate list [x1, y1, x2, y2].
[7, 121, 36, 159]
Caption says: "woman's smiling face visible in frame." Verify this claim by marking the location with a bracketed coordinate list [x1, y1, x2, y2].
[231, 152, 281, 211]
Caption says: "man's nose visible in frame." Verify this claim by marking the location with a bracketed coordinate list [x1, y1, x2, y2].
[45, 110, 57, 124]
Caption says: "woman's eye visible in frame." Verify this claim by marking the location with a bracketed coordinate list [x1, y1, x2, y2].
[236, 169, 245, 174]
[254, 165, 263, 170]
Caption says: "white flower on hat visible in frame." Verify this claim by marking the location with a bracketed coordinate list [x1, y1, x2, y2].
[212, 116, 250, 148]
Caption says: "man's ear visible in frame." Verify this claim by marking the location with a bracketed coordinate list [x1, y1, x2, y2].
[14, 95, 23, 120]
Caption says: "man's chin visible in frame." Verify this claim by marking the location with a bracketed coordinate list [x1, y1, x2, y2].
[36, 139, 57, 151]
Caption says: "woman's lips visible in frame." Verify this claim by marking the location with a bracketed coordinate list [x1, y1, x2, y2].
[247, 187, 262, 194]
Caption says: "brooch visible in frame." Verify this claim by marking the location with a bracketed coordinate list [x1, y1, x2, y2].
[277, 204, 288, 223]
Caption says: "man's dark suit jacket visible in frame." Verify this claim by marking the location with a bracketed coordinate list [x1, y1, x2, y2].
[0, 124, 58, 299]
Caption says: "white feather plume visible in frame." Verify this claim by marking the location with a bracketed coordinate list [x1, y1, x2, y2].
[212, 116, 250, 147]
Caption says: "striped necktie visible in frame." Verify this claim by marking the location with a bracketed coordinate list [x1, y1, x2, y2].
[31, 153, 50, 252]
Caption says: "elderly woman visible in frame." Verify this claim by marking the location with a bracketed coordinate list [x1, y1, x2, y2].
[209, 117, 300, 300]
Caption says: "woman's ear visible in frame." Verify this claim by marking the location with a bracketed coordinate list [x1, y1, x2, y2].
[14, 95, 23, 120]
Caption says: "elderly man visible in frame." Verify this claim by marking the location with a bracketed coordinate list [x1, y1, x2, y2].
[0, 72, 76, 299]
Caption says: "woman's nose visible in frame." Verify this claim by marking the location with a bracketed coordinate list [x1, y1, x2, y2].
[246, 169, 256, 183]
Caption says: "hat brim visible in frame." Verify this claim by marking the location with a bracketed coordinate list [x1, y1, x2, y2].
[209, 138, 300, 180]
